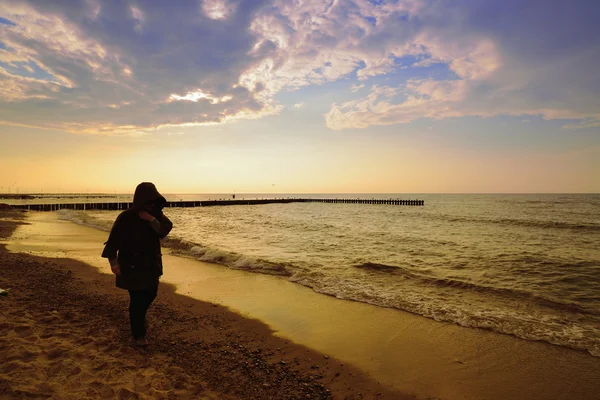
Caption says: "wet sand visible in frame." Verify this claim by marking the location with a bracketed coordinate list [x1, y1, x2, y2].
[2, 209, 600, 399]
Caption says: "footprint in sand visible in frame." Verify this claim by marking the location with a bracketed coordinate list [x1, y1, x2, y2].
[150, 372, 173, 391]
[133, 374, 152, 392]
[13, 325, 33, 337]
[46, 346, 65, 360]
[117, 387, 140, 400]
[61, 359, 82, 377]
[6, 348, 37, 363]
[0, 321, 15, 331]
[46, 360, 63, 378]
[0, 361, 23, 374]
[34, 381, 54, 394]
[88, 380, 116, 399]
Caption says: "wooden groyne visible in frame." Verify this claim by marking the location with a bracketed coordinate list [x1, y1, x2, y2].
[11, 198, 424, 211]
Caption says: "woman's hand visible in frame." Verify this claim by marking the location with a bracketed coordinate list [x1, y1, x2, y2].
[110, 262, 121, 276]
[138, 211, 155, 221]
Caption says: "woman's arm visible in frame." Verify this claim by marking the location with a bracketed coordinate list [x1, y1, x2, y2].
[139, 211, 173, 239]
[151, 213, 173, 238]
[102, 213, 125, 275]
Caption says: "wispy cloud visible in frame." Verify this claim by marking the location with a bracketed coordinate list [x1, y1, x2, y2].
[563, 120, 600, 129]
[0, 0, 598, 134]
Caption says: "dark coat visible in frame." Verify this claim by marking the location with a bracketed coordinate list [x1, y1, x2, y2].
[101, 183, 173, 291]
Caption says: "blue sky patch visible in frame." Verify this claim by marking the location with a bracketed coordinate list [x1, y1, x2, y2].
[0, 61, 58, 82]
[392, 55, 421, 66]
[364, 16, 377, 26]
[0, 17, 16, 26]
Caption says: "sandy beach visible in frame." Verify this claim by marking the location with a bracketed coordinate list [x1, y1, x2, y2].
[0, 209, 406, 400]
[2, 208, 600, 400]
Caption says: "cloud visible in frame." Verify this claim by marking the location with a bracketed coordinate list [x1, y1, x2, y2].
[563, 120, 600, 130]
[202, 0, 237, 21]
[325, 0, 600, 129]
[0, 0, 598, 134]
[351, 83, 365, 92]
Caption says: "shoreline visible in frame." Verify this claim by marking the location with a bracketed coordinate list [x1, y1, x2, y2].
[48, 196, 600, 361]
[0, 209, 406, 399]
[2, 209, 600, 399]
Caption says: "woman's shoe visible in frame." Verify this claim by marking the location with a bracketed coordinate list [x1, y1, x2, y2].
[132, 337, 149, 347]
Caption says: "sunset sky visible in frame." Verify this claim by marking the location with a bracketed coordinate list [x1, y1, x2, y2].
[1, 0, 598, 194]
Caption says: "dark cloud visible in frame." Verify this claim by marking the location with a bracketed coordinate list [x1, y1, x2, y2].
[0, 0, 273, 133]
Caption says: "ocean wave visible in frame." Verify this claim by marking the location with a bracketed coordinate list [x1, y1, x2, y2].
[56, 209, 112, 232]
[291, 271, 600, 358]
[166, 239, 293, 276]
[494, 218, 600, 232]
[354, 261, 599, 317]
[355, 262, 403, 273]
[422, 213, 600, 232]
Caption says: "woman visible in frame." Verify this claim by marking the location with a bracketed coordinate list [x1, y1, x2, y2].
[101, 182, 173, 346]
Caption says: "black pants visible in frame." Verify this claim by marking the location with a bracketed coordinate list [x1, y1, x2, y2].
[128, 286, 158, 339]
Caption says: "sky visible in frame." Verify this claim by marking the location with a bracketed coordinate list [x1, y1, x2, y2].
[0, 0, 599, 194]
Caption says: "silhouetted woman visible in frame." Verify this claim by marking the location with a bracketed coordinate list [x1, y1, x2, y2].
[102, 182, 173, 346]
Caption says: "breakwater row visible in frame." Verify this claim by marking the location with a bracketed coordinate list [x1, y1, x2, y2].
[11, 198, 424, 211]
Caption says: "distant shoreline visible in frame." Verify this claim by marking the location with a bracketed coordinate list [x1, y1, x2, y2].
[1, 192, 599, 198]
[0, 194, 117, 200]
[0, 194, 34, 200]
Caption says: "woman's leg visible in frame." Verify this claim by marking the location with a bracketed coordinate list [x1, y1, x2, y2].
[128, 286, 158, 339]
[128, 290, 146, 339]
[143, 286, 158, 334]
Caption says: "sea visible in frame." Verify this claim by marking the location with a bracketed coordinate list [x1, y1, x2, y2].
[6, 193, 600, 357]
